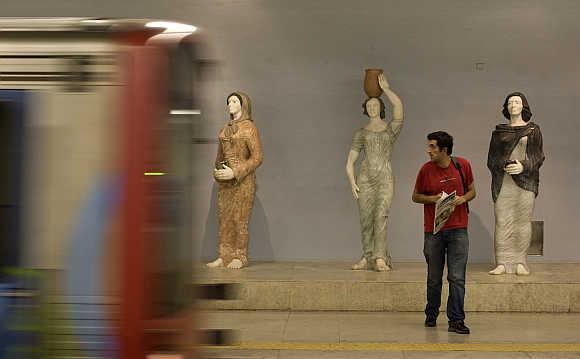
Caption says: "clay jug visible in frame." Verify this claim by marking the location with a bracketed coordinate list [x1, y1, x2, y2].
[364, 69, 383, 97]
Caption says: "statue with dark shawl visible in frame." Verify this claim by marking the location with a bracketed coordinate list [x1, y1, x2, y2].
[487, 92, 545, 275]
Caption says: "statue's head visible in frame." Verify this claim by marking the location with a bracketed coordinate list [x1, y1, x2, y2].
[227, 91, 252, 121]
[502, 92, 532, 122]
[362, 97, 385, 119]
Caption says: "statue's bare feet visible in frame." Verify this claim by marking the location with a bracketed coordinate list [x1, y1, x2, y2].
[375, 258, 391, 272]
[351, 258, 368, 270]
[488, 264, 506, 275]
[206, 258, 224, 268]
[227, 259, 244, 269]
[516, 263, 530, 276]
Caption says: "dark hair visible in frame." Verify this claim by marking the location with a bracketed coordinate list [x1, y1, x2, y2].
[226, 93, 243, 107]
[502, 92, 532, 122]
[427, 131, 453, 155]
[362, 97, 386, 119]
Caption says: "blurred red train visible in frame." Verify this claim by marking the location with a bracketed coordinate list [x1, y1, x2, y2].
[0, 17, 201, 358]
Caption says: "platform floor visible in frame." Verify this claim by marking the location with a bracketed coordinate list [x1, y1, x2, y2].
[200, 310, 580, 358]
[197, 262, 580, 312]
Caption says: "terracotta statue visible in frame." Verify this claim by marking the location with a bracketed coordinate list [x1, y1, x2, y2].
[487, 92, 545, 275]
[207, 91, 263, 269]
[346, 72, 404, 271]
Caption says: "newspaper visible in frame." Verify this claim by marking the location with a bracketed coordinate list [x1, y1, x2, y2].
[433, 191, 456, 234]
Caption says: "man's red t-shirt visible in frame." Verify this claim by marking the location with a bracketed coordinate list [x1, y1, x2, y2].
[414, 156, 474, 233]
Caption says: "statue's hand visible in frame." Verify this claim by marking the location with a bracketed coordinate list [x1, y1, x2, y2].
[351, 183, 360, 200]
[505, 160, 524, 175]
[215, 165, 235, 180]
[378, 72, 390, 91]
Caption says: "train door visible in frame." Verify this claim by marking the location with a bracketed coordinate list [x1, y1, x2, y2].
[0, 91, 26, 275]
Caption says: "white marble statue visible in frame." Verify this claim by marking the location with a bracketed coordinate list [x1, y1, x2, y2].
[346, 73, 404, 272]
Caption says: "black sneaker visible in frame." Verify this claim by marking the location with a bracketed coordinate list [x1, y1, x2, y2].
[424, 318, 437, 327]
[448, 322, 470, 334]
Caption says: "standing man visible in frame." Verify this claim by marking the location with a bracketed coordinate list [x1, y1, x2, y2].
[412, 131, 476, 334]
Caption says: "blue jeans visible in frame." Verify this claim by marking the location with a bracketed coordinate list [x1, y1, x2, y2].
[423, 228, 469, 323]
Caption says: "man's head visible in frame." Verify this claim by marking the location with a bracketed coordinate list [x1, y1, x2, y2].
[426, 131, 453, 163]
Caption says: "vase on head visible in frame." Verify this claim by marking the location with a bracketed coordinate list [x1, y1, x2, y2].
[364, 69, 383, 97]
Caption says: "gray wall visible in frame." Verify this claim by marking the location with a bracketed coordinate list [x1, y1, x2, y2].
[4, 0, 580, 262]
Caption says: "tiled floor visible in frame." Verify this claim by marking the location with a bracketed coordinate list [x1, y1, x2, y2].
[199, 310, 580, 358]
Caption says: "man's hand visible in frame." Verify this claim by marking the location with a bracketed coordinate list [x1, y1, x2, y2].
[431, 193, 443, 204]
[452, 196, 467, 207]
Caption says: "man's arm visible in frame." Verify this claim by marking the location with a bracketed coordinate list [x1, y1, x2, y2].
[452, 181, 476, 206]
[412, 188, 441, 204]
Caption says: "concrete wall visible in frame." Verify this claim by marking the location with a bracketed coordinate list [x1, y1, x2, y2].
[4, 0, 580, 262]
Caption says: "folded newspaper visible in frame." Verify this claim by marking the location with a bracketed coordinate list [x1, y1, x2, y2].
[433, 191, 456, 234]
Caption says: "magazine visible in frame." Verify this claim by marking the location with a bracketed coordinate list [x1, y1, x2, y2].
[433, 191, 456, 234]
